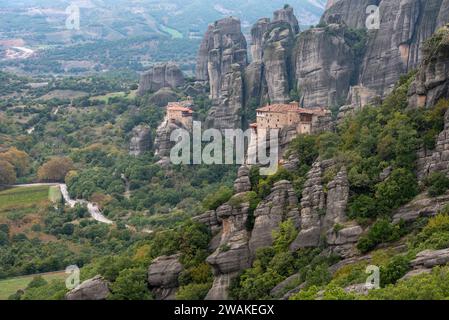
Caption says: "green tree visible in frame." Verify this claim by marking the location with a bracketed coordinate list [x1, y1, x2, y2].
[110, 267, 152, 300]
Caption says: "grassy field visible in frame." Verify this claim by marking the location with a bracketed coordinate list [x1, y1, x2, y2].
[159, 25, 183, 39]
[48, 185, 62, 203]
[0, 271, 66, 300]
[89, 90, 137, 103]
[0, 186, 51, 213]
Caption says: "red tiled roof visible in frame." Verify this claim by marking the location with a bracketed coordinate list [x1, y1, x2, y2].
[167, 103, 193, 113]
[257, 103, 329, 116]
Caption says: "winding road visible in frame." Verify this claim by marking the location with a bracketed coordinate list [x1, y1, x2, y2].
[12, 183, 113, 224]
[10, 183, 153, 233]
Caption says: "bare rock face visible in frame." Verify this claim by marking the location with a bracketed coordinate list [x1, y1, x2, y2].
[205, 201, 252, 300]
[263, 21, 295, 104]
[438, 0, 449, 28]
[322, 0, 449, 100]
[323, 167, 349, 230]
[294, 24, 356, 109]
[129, 125, 152, 156]
[273, 6, 300, 35]
[65, 276, 110, 300]
[411, 248, 449, 269]
[249, 180, 299, 256]
[408, 25, 449, 108]
[148, 254, 183, 300]
[359, 0, 449, 97]
[392, 192, 449, 224]
[206, 64, 245, 130]
[416, 108, 449, 181]
[244, 61, 267, 108]
[321, 0, 380, 29]
[197, 17, 247, 130]
[148, 88, 179, 108]
[290, 162, 359, 258]
[234, 166, 252, 193]
[251, 18, 271, 62]
[138, 63, 185, 95]
[291, 161, 328, 250]
[327, 225, 363, 258]
[337, 85, 380, 123]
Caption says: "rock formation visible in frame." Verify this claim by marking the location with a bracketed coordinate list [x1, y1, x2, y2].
[294, 24, 356, 108]
[148, 88, 179, 107]
[416, 108, 449, 181]
[321, 0, 380, 29]
[196, 17, 247, 130]
[408, 24, 449, 108]
[233, 166, 252, 194]
[65, 276, 110, 300]
[249, 180, 299, 256]
[290, 161, 360, 258]
[205, 200, 252, 300]
[273, 5, 300, 35]
[411, 248, 449, 269]
[263, 21, 295, 104]
[250, 18, 270, 62]
[147, 254, 183, 300]
[129, 125, 152, 156]
[320, 0, 449, 115]
[138, 63, 185, 95]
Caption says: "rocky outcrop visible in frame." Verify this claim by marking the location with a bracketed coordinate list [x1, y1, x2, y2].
[290, 162, 359, 258]
[148, 88, 179, 108]
[263, 21, 295, 104]
[148, 254, 183, 300]
[138, 63, 185, 95]
[291, 161, 328, 250]
[129, 125, 152, 156]
[408, 24, 449, 108]
[393, 192, 449, 224]
[294, 24, 356, 109]
[234, 166, 251, 193]
[411, 248, 449, 269]
[337, 85, 380, 123]
[273, 5, 300, 35]
[321, 0, 449, 102]
[197, 17, 247, 130]
[416, 108, 449, 181]
[323, 168, 349, 230]
[65, 276, 110, 300]
[321, 0, 379, 29]
[205, 201, 252, 300]
[360, 0, 449, 97]
[154, 119, 183, 160]
[249, 180, 299, 256]
[206, 64, 245, 130]
[250, 18, 271, 62]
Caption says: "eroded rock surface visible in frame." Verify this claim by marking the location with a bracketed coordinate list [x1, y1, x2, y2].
[65, 276, 110, 300]
[138, 63, 185, 95]
[148, 254, 183, 300]
[129, 125, 152, 156]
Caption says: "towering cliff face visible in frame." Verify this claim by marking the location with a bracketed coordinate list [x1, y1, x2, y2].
[294, 24, 356, 108]
[263, 21, 296, 104]
[323, 0, 449, 101]
[250, 18, 271, 62]
[138, 63, 185, 96]
[196, 17, 248, 130]
[408, 24, 449, 108]
[322, 0, 380, 29]
[273, 6, 300, 35]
